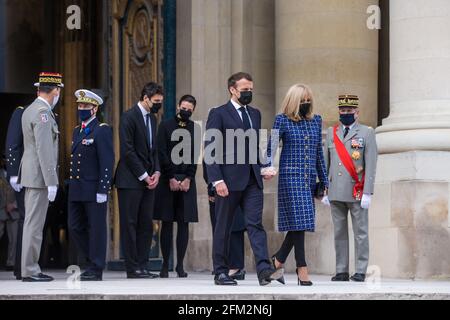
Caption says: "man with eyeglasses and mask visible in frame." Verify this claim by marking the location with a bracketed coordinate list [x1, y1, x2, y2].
[115, 82, 162, 279]
[19, 72, 63, 282]
[322, 95, 378, 283]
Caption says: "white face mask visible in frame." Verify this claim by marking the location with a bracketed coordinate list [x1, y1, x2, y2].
[52, 94, 60, 109]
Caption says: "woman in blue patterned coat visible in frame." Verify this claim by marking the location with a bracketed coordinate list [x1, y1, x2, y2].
[263, 84, 328, 286]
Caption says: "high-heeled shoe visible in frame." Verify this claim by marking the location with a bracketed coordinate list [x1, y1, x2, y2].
[297, 268, 313, 286]
[176, 266, 188, 278]
[271, 256, 286, 285]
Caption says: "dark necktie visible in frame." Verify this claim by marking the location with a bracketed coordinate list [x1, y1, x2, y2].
[344, 126, 350, 138]
[146, 114, 152, 147]
[239, 107, 251, 130]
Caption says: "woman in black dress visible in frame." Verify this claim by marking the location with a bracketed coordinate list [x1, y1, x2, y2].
[155, 95, 200, 278]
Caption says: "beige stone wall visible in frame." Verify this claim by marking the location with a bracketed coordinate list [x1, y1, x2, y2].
[275, 0, 379, 129]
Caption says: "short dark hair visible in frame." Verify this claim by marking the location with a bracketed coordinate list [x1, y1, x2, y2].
[140, 82, 164, 101]
[178, 94, 197, 108]
[38, 86, 58, 94]
[228, 72, 253, 90]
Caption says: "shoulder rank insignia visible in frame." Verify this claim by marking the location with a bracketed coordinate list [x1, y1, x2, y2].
[41, 113, 49, 123]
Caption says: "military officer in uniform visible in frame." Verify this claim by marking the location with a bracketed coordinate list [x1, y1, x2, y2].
[68, 89, 114, 281]
[19, 72, 63, 282]
[322, 95, 378, 282]
[5, 103, 29, 280]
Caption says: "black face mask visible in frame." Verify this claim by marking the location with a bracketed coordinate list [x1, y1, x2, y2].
[151, 102, 162, 114]
[299, 102, 312, 118]
[179, 109, 192, 122]
[340, 113, 356, 126]
[238, 91, 253, 106]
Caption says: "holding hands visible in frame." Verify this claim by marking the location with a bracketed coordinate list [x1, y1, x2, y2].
[261, 167, 278, 180]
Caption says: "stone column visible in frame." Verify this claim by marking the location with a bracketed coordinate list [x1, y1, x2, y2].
[373, 0, 450, 278]
[274, 0, 379, 274]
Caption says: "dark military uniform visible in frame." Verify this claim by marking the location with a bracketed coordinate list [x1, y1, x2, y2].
[5, 105, 27, 279]
[68, 117, 114, 277]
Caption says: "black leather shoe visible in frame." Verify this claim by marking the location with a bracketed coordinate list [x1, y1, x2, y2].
[22, 273, 54, 282]
[80, 271, 103, 281]
[214, 273, 238, 286]
[331, 273, 350, 281]
[229, 269, 246, 281]
[258, 268, 285, 286]
[127, 270, 150, 279]
[350, 273, 366, 282]
[15, 275, 22, 281]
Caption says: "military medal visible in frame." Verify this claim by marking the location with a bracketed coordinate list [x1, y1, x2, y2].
[352, 151, 361, 160]
[356, 166, 364, 174]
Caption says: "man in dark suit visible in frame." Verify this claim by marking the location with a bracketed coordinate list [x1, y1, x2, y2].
[205, 72, 284, 286]
[68, 89, 114, 281]
[5, 105, 28, 280]
[115, 82, 162, 279]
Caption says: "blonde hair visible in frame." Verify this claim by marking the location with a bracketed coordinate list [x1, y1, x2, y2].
[280, 84, 314, 121]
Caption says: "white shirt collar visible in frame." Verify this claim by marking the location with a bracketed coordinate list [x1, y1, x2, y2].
[82, 116, 96, 127]
[138, 102, 150, 117]
[230, 99, 246, 111]
[343, 122, 357, 131]
[37, 97, 51, 110]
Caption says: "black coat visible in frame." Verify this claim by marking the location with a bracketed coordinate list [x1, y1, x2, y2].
[154, 117, 199, 223]
[114, 105, 160, 189]
[5, 106, 27, 179]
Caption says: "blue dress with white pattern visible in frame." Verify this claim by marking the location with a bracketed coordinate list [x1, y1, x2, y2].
[266, 114, 328, 232]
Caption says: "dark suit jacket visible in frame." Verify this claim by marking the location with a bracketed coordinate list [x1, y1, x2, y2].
[114, 104, 160, 189]
[204, 101, 263, 192]
[5, 106, 26, 180]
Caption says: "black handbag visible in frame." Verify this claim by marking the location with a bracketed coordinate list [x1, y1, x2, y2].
[314, 181, 326, 199]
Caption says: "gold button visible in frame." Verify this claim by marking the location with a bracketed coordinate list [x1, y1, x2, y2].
[339, 163, 342, 166]
[338, 173, 342, 176]
[78, 154, 81, 157]
[77, 176, 80, 179]
[71, 155, 73, 158]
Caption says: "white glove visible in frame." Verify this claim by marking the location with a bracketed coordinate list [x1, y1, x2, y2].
[321, 195, 331, 207]
[47, 186, 58, 202]
[361, 194, 372, 209]
[96, 193, 108, 204]
[9, 176, 23, 193]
